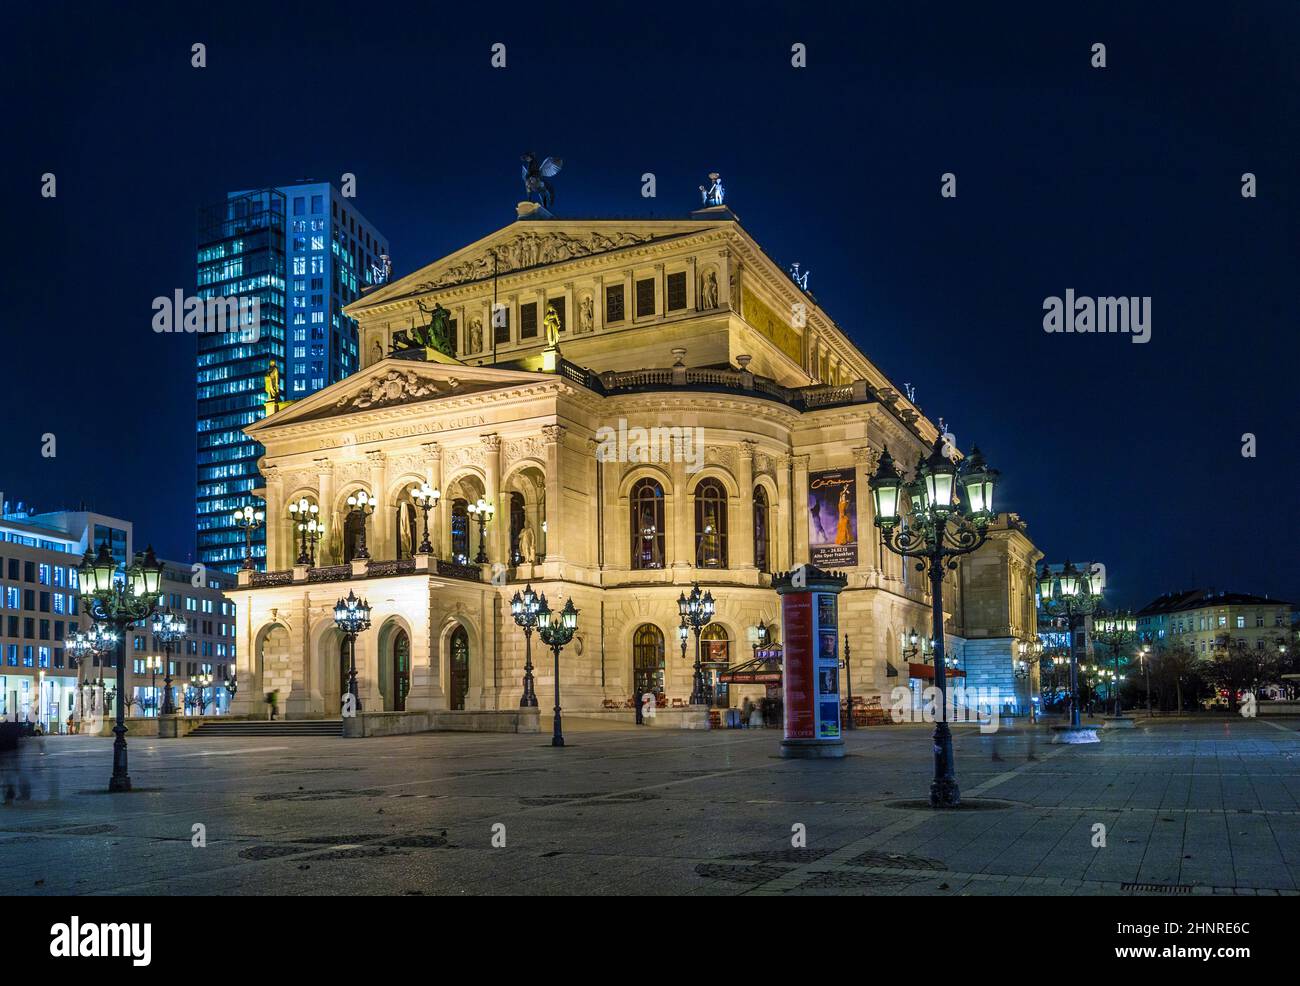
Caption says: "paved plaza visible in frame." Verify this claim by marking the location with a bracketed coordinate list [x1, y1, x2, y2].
[3, 716, 1300, 896]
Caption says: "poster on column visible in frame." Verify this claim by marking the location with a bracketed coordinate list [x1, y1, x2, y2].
[781, 592, 815, 740]
[808, 468, 857, 567]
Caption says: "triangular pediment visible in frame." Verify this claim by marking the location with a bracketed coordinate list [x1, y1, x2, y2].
[247, 359, 553, 432]
[348, 217, 724, 314]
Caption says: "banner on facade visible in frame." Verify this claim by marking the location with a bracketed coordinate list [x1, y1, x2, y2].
[807, 468, 857, 567]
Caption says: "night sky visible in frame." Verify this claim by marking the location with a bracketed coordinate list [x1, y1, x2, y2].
[4, 2, 1297, 608]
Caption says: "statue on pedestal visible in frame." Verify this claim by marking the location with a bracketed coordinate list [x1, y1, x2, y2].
[264, 359, 281, 404]
[521, 152, 563, 210]
[543, 303, 562, 348]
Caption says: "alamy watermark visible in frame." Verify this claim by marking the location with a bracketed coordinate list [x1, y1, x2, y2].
[594, 418, 705, 473]
[1042, 290, 1150, 344]
[152, 290, 261, 342]
[889, 685, 1003, 734]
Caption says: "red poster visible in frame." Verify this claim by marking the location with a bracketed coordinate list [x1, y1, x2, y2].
[782, 593, 815, 739]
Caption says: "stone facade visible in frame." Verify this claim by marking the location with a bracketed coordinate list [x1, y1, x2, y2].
[228, 208, 1036, 720]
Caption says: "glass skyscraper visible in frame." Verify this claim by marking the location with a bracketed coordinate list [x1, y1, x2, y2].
[195, 182, 389, 575]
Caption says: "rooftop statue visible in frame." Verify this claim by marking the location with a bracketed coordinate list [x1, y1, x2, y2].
[699, 172, 725, 206]
[400, 299, 456, 358]
[521, 152, 563, 209]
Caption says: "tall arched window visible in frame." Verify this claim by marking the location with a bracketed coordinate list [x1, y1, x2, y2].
[450, 498, 470, 562]
[508, 492, 526, 565]
[630, 479, 665, 570]
[753, 486, 770, 573]
[449, 625, 469, 711]
[694, 479, 728, 568]
[632, 624, 665, 698]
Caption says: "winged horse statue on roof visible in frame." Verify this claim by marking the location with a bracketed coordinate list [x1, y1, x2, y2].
[521, 152, 563, 209]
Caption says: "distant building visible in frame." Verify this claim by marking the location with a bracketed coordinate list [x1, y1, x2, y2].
[949, 514, 1043, 714]
[0, 496, 233, 731]
[196, 183, 389, 575]
[1137, 589, 1292, 657]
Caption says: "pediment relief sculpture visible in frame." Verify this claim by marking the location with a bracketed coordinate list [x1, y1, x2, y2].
[413, 230, 658, 291]
[336, 369, 461, 411]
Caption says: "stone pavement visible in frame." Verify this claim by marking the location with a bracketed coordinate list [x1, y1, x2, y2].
[2, 715, 1298, 896]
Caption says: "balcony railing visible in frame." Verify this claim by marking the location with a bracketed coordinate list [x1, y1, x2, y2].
[245, 556, 481, 589]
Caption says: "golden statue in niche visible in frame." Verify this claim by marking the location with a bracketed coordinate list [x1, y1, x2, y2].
[543, 303, 562, 348]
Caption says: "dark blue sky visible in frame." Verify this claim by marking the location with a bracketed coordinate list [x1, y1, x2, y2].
[4, 2, 1297, 607]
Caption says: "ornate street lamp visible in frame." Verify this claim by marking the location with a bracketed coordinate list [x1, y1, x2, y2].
[1037, 559, 1104, 733]
[333, 590, 372, 712]
[510, 584, 541, 707]
[288, 496, 321, 566]
[1092, 609, 1137, 719]
[151, 609, 186, 716]
[77, 542, 165, 792]
[411, 482, 441, 555]
[466, 497, 494, 564]
[190, 672, 214, 715]
[345, 490, 375, 561]
[144, 655, 162, 717]
[233, 502, 265, 571]
[870, 438, 1000, 808]
[536, 595, 579, 747]
[677, 583, 716, 706]
[68, 624, 118, 727]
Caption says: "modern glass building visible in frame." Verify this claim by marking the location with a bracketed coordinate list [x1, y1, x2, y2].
[196, 182, 389, 574]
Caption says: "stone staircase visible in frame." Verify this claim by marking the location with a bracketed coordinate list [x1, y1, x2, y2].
[187, 719, 343, 738]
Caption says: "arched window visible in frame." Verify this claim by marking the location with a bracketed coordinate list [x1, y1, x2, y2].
[632, 624, 665, 698]
[701, 623, 730, 664]
[450, 498, 470, 562]
[753, 486, 770, 573]
[630, 479, 665, 570]
[694, 479, 728, 568]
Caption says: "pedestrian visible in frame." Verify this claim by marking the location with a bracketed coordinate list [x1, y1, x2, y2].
[741, 696, 753, 729]
[634, 690, 643, 725]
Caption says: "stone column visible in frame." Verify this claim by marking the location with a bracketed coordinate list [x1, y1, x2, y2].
[792, 454, 810, 565]
[541, 425, 566, 564]
[422, 442, 442, 558]
[367, 450, 388, 559]
[315, 459, 335, 566]
[776, 454, 793, 573]
[671, 455, 691, 568]
[736, 441, 756, 569]
[261, 465, 284, 570]
[481, 434, 503, 566]
[853, 446, 879, 575]
[285, 593, 314, 718]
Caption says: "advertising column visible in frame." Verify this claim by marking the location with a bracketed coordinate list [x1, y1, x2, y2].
[774, 565, 848, 759]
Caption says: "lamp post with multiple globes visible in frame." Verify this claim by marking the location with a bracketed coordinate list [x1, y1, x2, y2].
[151, 610, 187, 716]
[1037, 560, 1105, 733]
[536, 595, 579, 747]
[77, 542, 165, 792]
[467, 498, 494, 564]
[68, 624, 118, 728]
[411, 482, 441, 555]
[677, 583, 716, 707]
[346, 491, 375, 561]
[333, 590, 372, 713]
[509, 584, 541, 707]
[233, 502, 265, 571]
[288, 496, 323, 566]
[1092, 609, 1138, 721]
[869, 437, 1000, 808]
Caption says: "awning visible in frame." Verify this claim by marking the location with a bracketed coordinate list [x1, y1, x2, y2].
[908, 662, 966, 680]
[718, 654, 783, 685]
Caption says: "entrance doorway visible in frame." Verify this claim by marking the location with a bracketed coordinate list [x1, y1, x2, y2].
[392, 629, 410, 711]
[632, 624, 666, 700]
[448, 625, 469, 710]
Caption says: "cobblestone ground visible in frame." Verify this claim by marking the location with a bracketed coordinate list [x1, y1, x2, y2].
[3, 716, 1298, 896]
